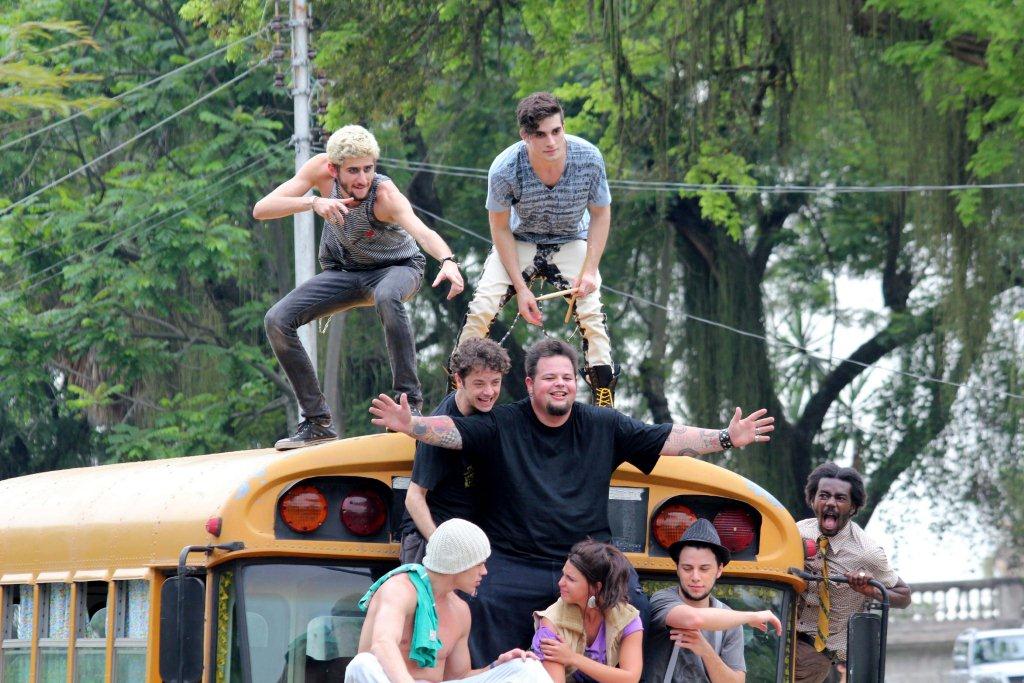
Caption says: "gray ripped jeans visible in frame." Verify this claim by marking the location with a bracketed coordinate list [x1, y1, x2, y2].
[265, 256, 425, 420]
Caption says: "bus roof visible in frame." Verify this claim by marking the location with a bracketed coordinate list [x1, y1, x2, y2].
[0, 433, 800, 580]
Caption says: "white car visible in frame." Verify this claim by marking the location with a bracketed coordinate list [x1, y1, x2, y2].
[951, 628, 1024, 683]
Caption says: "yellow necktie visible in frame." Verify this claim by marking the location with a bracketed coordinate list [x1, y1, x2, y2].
[814, 535, 831, 652]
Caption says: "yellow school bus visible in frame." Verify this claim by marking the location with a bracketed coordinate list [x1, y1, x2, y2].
[0, 433, 806, 683]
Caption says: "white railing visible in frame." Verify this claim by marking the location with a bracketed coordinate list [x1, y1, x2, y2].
[891, 578, 1024, 624]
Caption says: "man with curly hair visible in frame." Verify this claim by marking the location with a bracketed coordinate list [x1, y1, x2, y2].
[254, 125, 464, 449]
[795, 462, 911, 682]
[397, 338, 511, 564]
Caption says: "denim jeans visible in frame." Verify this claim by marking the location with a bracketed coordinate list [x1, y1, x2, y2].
[264, 256, 425, 420]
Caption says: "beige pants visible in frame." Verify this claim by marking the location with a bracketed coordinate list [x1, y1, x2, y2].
[458, 240, 612, 367]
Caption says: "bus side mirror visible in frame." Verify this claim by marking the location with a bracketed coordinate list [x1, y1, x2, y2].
[845, 612, 882, 683]
[159, 575, 205, 683]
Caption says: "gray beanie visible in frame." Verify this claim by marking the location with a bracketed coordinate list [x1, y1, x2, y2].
[422, 519, 491, 574]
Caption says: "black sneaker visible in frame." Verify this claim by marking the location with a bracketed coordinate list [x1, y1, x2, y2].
[275, 418, 338, 450]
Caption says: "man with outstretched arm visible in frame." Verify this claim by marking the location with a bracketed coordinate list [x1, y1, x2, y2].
[254, 124, 464, 450]
[646, 519, 776, 683]
[370, 338, 775, 667]
[346, 518, 547, 683]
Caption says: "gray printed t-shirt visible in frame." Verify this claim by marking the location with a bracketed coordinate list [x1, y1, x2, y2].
[645, 591, 746, 683]
[485, 135, 611, 244]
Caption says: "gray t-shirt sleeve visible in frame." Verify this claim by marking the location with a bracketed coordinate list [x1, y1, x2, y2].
[718, 625, 747, 673]
[648, 588, 679, 629]
[588, 146, 612, 207]
[486, 144, 519, 212]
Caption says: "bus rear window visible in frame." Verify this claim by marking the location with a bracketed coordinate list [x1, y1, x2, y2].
[114, 579, 149, 682]
[223, 562, 393, 683]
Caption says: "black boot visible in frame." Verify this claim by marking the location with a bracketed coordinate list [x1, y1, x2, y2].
[583, 364, 618, 408]
[275, 417, 338, 450]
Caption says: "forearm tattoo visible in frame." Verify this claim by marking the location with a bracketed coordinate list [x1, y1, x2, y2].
[663, 424, 723, 457]
[410, 416, 463, 449]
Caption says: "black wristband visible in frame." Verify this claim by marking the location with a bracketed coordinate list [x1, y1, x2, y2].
[440, 255, 460, 267]
[718, 428, 733, 450]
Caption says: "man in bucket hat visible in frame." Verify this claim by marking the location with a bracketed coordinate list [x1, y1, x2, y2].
[644, 519, 782, 683]
[346, 519, 546, 683]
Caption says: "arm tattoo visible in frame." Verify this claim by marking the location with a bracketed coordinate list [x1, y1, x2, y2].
[661, 424, 724, 457]
[409, 416, 463, 450]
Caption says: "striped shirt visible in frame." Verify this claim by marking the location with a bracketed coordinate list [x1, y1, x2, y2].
[795, 518, 899, 660]
[318, 173, 420, 271]
[485, 135, 611, 244]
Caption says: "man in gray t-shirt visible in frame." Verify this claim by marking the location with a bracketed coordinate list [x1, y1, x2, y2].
[646, 520, 754, 683]
[456, 91, 619, 406]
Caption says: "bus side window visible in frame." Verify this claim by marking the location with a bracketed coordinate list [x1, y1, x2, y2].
[114, 579, 149, 682]
[38, 583, 72, 682]
[1, 584, 34, 683]
[74, 581, 110, 683]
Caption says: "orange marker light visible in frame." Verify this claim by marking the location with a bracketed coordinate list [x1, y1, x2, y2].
[651, 503, 698, 550]
[279, 485, 328, 533]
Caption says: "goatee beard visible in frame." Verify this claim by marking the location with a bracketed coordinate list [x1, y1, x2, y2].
[545, 400, 570, 416]
[680, 586, 713, 602]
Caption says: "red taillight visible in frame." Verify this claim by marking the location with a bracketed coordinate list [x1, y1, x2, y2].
[205, 516, 222, 537]
[712, 508, 756, 553]
[279, 485, 328, 533]
[804, 538, 817, 558]
[651, 503, 698, 550]
[341, 489, 387, 536]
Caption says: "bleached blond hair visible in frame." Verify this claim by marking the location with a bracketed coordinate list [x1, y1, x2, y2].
[325, 125, 380, 164]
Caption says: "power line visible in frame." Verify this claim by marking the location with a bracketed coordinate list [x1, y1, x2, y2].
[405, 201, 1024, 402]
[0, 30, 267, 154]
[0, 59, 269, 218]
[11, 135, 287, 264]
[6, 139, 290, 295]
[380, 155, 1024, 195]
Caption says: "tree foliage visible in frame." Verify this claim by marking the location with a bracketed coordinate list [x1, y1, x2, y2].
[2, 0, 1022, 562]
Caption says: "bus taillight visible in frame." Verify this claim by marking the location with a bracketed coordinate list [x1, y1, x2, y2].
[278, 485, 328, 533]
[341, 489, 387, 536]
[713, 508, 756, 552]
[651, 503, 698, 550]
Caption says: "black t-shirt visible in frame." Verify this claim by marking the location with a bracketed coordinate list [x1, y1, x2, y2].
[398, 393, 478, 536]
[452, 399, 672, 560]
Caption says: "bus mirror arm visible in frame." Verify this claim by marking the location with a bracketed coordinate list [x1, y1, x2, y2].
[162, 542, 246, 683]
[176, 541, 245, 576]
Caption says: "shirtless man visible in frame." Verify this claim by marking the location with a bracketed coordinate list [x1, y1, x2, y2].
[346, 519, 547, 683]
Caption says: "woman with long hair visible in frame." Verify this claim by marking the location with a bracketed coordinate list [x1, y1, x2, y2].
[531, 540, 643, 683]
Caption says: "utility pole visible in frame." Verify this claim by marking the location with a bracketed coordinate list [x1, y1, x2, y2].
[290, 0, 316, 375]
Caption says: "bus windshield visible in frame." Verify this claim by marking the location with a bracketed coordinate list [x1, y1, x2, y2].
[218, 561, 390, 683]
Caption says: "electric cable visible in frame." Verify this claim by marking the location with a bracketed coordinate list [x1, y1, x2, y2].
[0, 59, 270, 218]
[380, 156, 1024, 195]
[6, 139, 289, 295]
[0, 30, 267, 154]
[11, 134, 287, 264]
